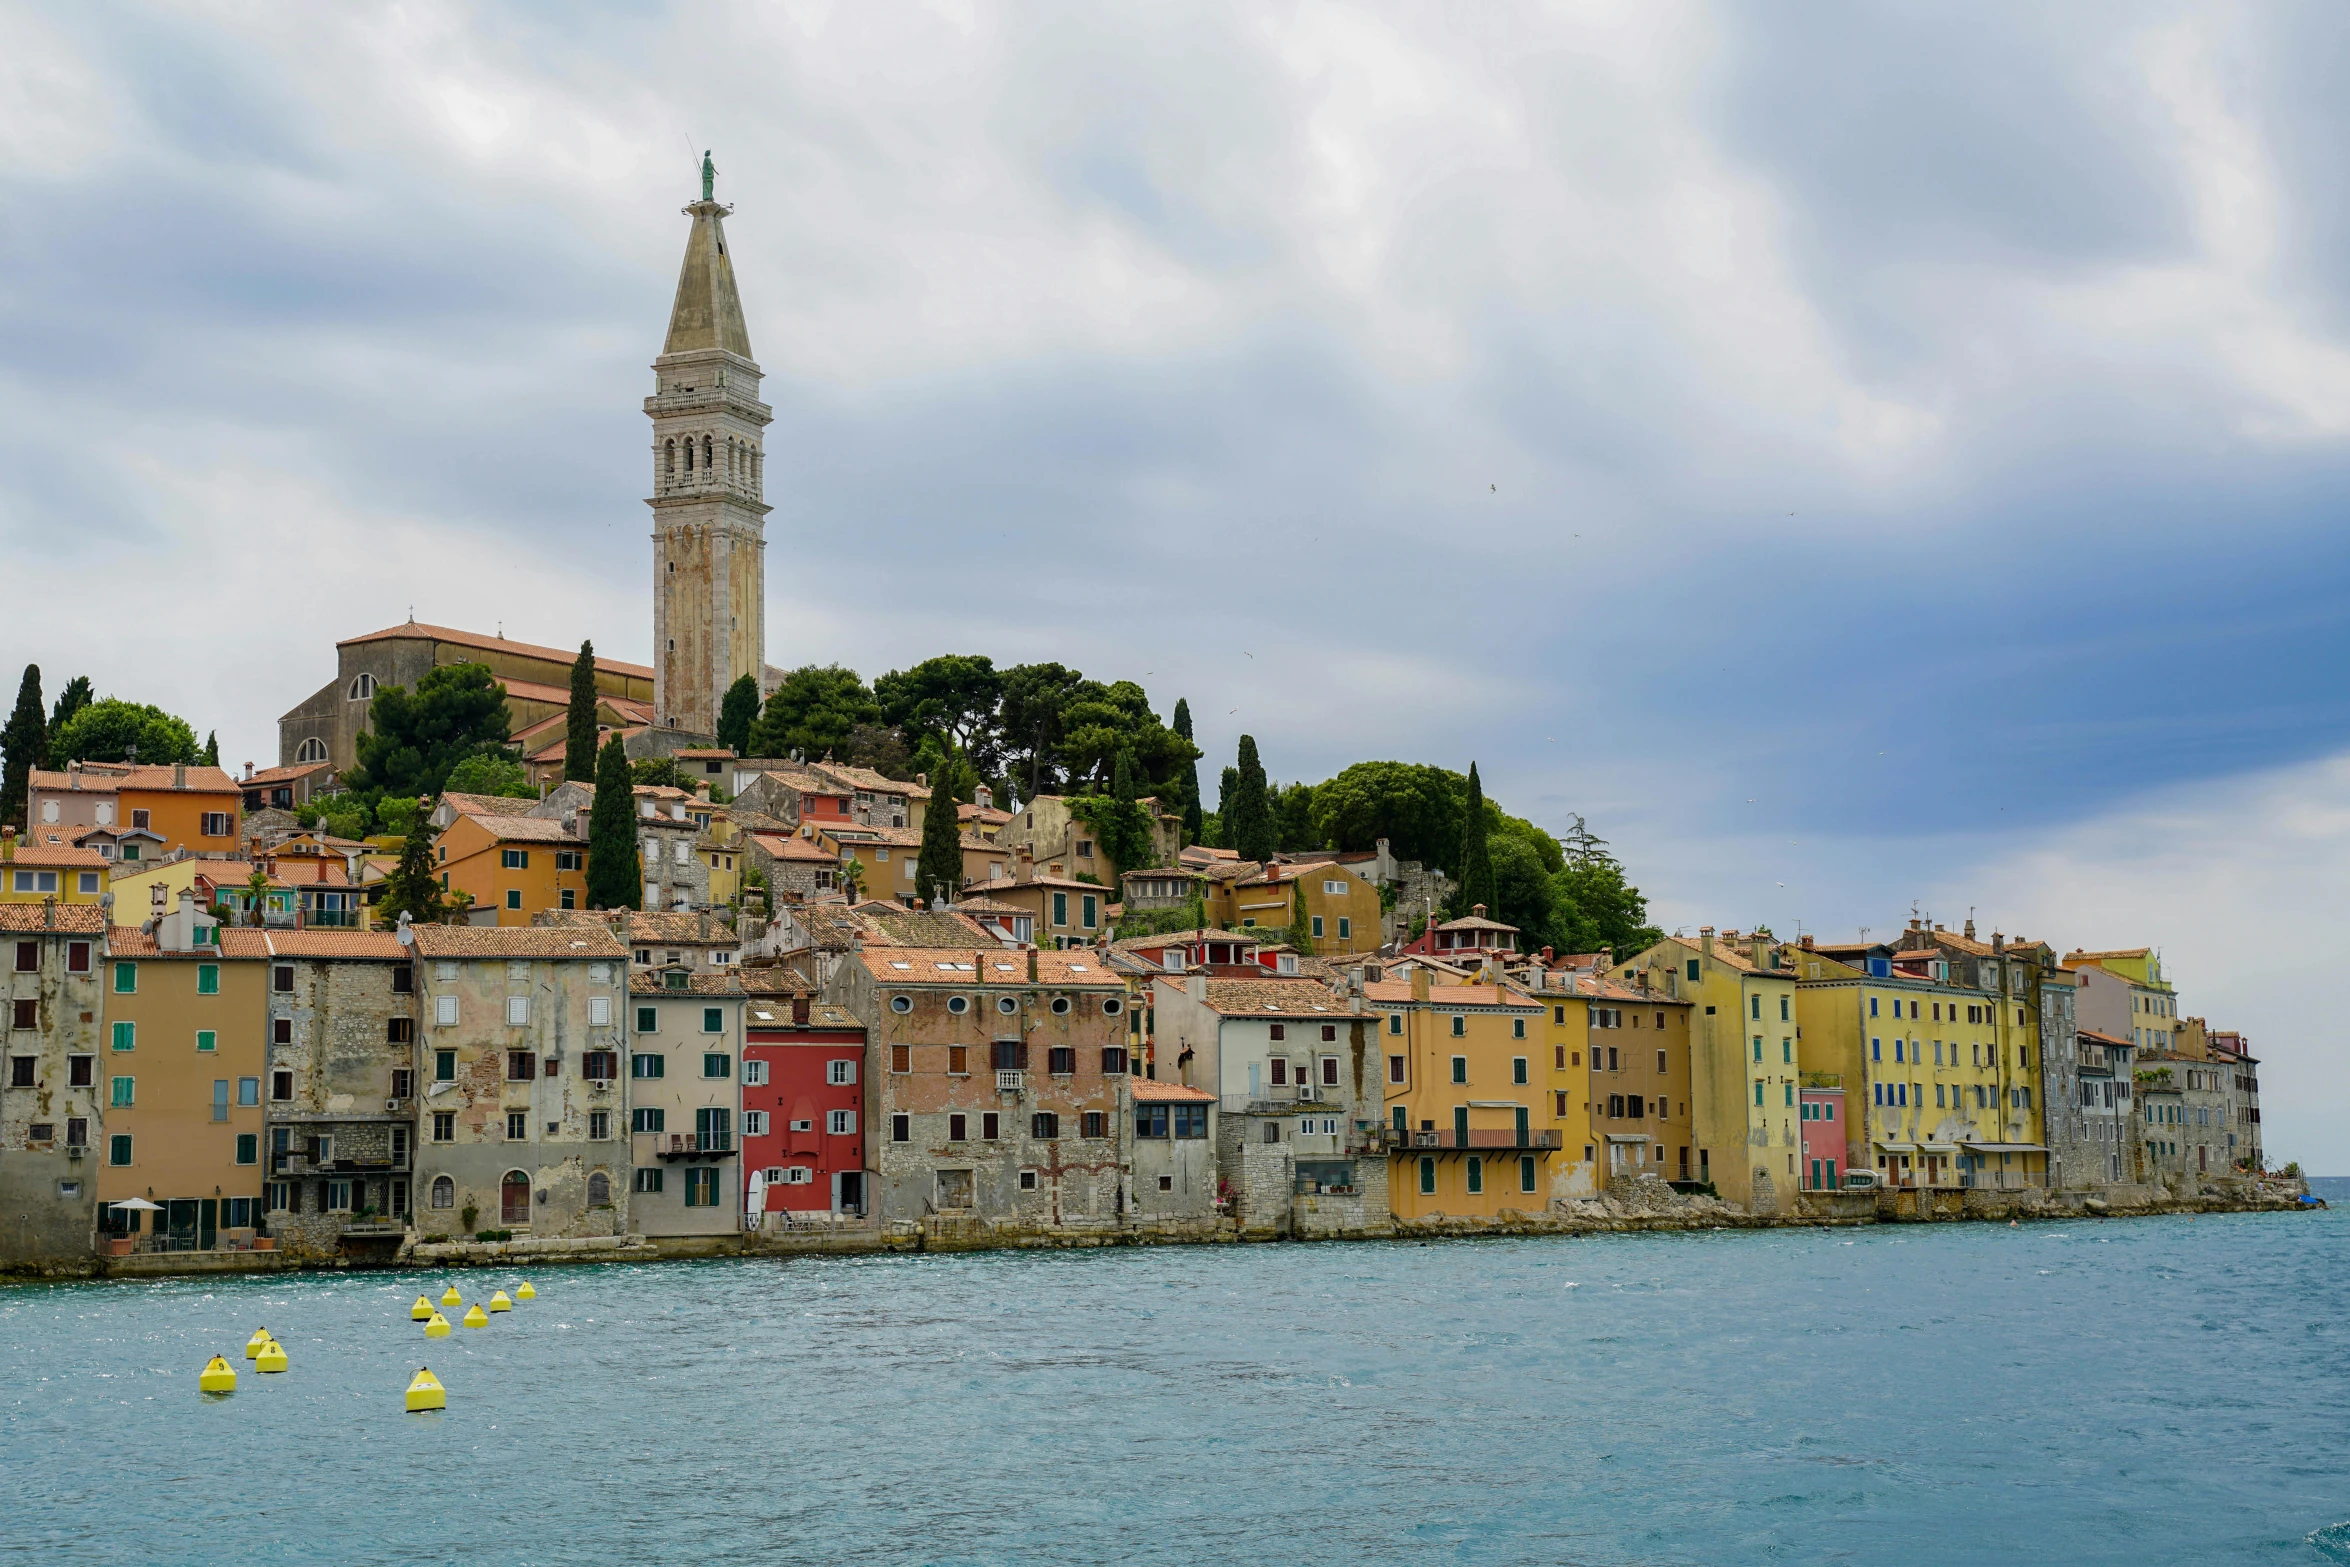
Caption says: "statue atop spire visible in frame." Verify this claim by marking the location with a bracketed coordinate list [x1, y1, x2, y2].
[700, 149, 715, 202]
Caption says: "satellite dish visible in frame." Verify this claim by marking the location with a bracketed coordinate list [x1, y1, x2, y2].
[396, 910, 415, 947]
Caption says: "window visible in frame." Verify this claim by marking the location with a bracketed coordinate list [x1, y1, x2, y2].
[506, 996, 529, 1026]
[1048, 1046, 1075, 1075]
[1780, 996, 1790, 1022]
[1311, 916, 1324, 939]
[506, 1050, 536, 1081]
[631, 1053, 665, 1078]
[1388, 1013, 1402, 1035]
[634, 1168, 664, 1194]
[109, 1074, 134, 1107]
[702, 1007, 723, 1034]
[1466, 1157, 1484, 1195]
[682, 1167, 721, 1207]
[1388, 1055, 1406, 1084]
[67, 941, 90, 974]
[109, 1134, 132, 1166]
[1512, 1018, 1526, 1039]
[589, 1109, 611, 1140]
[826, 1109, 856, 1135]
[890, 1113, 910, 1143]
[387, 1016, 414, 1044]
[1686, 959, 1701, 982]
[501, 849, 529, 869]
[632, 1108, 666, 1134]
[1870, 997, 1879, 1018]
[1052, 892, 1068, 927]
[1019, 1170, 1039, 1191]
[506, 1111, 528, 1140]
[435, 995, 458, 1026]
[1449, 1015, 1466, 1038]
[433, 1112, 455, 1142]
[113, 962, 136, 994]
[1031, 1112, 1061, 1140]
[7, 999, 31, 1031]
[982, 1112, 1000, 1140]
[1520, 1156, 1536, 1193]
[702, 1053, 731, 1079]
[1513, 1057, 1528, 1085]
[1450, 1056, 1467, 1084]
[1082, 1111, 1108, 1139]
[1082, 895, 1098, 929]
[1420, 1157, 1436, 1195]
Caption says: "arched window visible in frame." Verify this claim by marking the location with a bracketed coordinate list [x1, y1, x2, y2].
[664, 438, 675, 479]
[703, 435, 714, 472]
[500, 1171, 531, 1224]
[430, 1175, 454, 1210]
[295, 738, 328, 764]
[684, 437, 694, 473]
[587, 1171, 610, 1206]
[348, 673, 376, 701]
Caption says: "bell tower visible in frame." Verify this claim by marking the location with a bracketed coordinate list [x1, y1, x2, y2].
[646, 153, 770, 737]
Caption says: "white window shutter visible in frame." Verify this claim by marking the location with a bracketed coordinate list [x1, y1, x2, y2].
[589, 996, 611, 1026]
[434, 996, 458, 1026]
[506, 996, 529, 1026]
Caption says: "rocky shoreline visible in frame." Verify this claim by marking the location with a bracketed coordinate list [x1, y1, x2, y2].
[0, 1177, 2313, 1282]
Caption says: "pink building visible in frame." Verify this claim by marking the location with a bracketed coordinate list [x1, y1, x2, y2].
[1800, 1084, 1846, 1191]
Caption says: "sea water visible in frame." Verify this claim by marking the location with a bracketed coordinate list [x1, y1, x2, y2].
[2, 1195, 2346, 1565]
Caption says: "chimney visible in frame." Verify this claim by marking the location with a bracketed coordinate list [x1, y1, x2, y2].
[1410, 965, 1431, 1002]
[1700, 926, 1714, 964]
[243, 761, 254, 782]
[1597, 946, 1613, 974]
[1, 826, 12, 862]
[1471, 903, 1487, 920]
[1964, 916, 1977, 940]
[791, 991, 811, 1026]
[1017, 846, 1034, 884]
[915, 772, 927, 790]
[1028, 947, 1040, 984]
[1187, 972, 1205, 1003]
[174, 762, 187, 789]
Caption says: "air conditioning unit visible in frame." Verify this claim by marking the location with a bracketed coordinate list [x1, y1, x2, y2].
[63, 1144, 86, 1159]
[385, 1098, 406, 1113]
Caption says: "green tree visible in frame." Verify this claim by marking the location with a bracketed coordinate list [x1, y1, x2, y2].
[1070, 748, 1157, 881]
[1271, 780, 1319, 852]
[375, 795, 425, 841]
[200, 731, 219, 767]
[374, 798, 445, 926]
[586, 734, 641, 910]
[717, 674, 761, 756]
[44, 675, 90, 753]
[631, 756, 684, 791]
[1285, 876, 1315, 955]
[48, 698, 200, 766]
[1171, 698, 1203, 846]
[1456, 762, 1496, 916]
[876, 655, 1003, 774]
[345, 663, 510, 802]
[1, 665, 43, 832]
[913, 755, 967, 909]
[998, 662, 1088, 799]
[746, 664, 881, 760]
[1213, 766, 1240, 848]
[444, 752, 536, 799]
[1226, 736, 1273, 862]
[565, 641, 599, 783]
[1307, 761, 1467, 869]
[840, 723, 914, 779]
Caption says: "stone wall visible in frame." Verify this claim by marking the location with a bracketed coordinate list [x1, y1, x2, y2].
[266, 953, 416, 1257]
[0, 920, 105, 1265]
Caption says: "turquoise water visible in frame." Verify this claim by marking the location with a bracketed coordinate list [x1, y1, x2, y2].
[3, 1200, 2347, 1566]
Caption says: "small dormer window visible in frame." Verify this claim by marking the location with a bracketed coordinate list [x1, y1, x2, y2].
[664, 970, 689, 991]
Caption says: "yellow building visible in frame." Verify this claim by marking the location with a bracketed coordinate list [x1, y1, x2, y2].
[1369, 967, 1551, 1220]
[1616, 929, 1800, 1214]
[95, 897, 269, 1252]
[1525, 965, 1693, 1198]
[1204, 860, 1382, 957]
[2065, 947, 2179, 1054]
[815, 823, 1009, 908]
[0, 826, 109, 905]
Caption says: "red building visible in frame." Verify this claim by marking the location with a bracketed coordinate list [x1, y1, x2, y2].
[742, 982, 870, 1223]
[1800, 1083, 1846, 1191]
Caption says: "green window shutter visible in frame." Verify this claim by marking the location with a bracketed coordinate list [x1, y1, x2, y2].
[1785, 1082, 1794, 1107]
[110, 1076, 134, 1107]
[1753, 1081, 1763, 1107]
[236, 1134, 257, 1165]
[196, 1031, 216, 1053]
[114, 962, 136, 994]
[1453, 1106, 1469, 1144]
[636, 1007, 657, 1032]
[1052, 892, 1067, 927]
[109, 1134, 132, 1166]
[197, 964, 218, 995]
[1419, 1157, 1435, 1195]
[111, 1021, 134, 1052]
[703, 1007, 721, 1034]
[1466, 1156, 1483, 1195]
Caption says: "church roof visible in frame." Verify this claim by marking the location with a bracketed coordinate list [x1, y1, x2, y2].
[663, 198, 754, 359]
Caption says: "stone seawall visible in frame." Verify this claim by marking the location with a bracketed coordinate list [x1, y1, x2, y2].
[4, 1185, 2315, 1281]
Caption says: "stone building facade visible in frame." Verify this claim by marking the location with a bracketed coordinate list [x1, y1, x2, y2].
[0, 904, 106, 1263]
[836, 946, 1131, 1231]
[410, 924, 629, 1240]
[261, 931, 418, 1257]
[624, 966, 744, 1238]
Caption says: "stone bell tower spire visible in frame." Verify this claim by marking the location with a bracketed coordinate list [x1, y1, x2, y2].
[646, 152, 771, 737]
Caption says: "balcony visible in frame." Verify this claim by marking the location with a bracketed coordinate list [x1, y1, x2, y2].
[995, 1070, 1025, 1093]
[655, 1131, 736, 1160]
[1400, 1129, 1563, 1151]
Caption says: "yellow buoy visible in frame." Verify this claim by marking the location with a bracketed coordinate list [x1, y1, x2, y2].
[404, 1367, 447, 1413]
[440, 1284, 462, 1307]
[462, 1302, 489, 1328]
[199, 1355, 237, 1394]
[423, 1311, 451, 1338]
[514, 1281, 535, 1301]
[410, 1295, 434, 1320]
[244, 1327, 271, 1360]
[488, 1291, 512, 1313]
[254, 1339, 289, 1374]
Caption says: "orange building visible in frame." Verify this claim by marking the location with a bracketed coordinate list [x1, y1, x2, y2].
[433, 813, 590, 924]
[27, 762, 241, 858]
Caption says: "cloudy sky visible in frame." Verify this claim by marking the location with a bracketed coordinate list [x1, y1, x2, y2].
[5, 3, 2347, 1164]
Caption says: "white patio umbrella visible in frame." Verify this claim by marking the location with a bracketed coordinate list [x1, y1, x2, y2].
[107, 1198, 162, 1212]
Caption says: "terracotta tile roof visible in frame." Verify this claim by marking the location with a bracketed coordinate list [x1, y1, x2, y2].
[809, 763, 931, 799]
[452, 814, 581, 845]
[629, 970, 746, 996]
[1195, 859, 1262, 883]
[1435, 912, 1519, 933]
[623, 910, 738, 946]
[28, 764, 241, 796]
[951, 895, 1028, 916]
[0, 904, 106, 934]
[858, 947, 1119, 986]
[1, 840, 109, 869]
[751, 832, 839, 863]
[1131, 1079, 1216, 1102]
[1182, 978, 1350, 1018]
[1110, 927, 1253, 953]
[1362, 979, 1540, 1010]
[260, 930, 408, 959]
[1121, 866, 1201, 884]
[965, 872, 1109, 893]
[409, 924, 626, 960]
[242, 762, 331, 787]
[439, 791, 539, 819]
[106, 926, 271, 958]
[745, 996, 857, 1028]
[336, 621, 654, 679]
[526, 726, 649, 763]
[2065, 947, 2152, 962]
[736, 764, 843, 791]
[2075, 1028, 2134, 1048]
[857, 907, 998, 948]
[740, 962, 822, 996]
[958, 804, 1013, 825]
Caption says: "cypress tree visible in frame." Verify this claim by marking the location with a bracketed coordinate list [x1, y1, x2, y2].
[1285, 875, 1315, 955]
[1458, 761, 1496, 918]
[565, 640, 599, 783]
[1171, 697, 1203, 847]
[200, 731, 220, 767]
[1227, 736, 1274, 863]
[586, 733, 641, 909]
[1, 665, 43, 832]
[1214, 766, 1239, 848]
[376, 798, 445, 926]
[717, 674, 760, 756]
[46, 675, 90, 752]
[913, 755, 966, 909]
